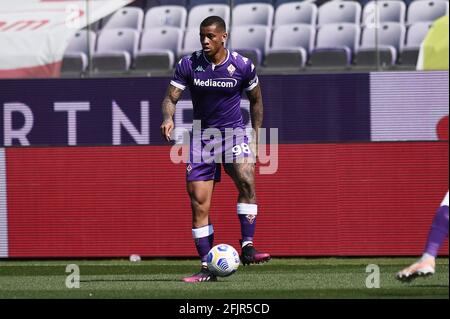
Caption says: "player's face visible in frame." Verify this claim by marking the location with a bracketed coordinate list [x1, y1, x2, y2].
[199, 24, 227, 58]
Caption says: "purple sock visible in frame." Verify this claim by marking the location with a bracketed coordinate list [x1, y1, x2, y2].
[237, 203, 257, 243]
[424, 205, 449, 257]
[192, 225, 214, 262]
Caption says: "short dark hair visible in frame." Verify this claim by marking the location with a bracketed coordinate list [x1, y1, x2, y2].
[200, 16, 226, 32]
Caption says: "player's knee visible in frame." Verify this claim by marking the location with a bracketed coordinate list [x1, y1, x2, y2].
[189, 195, 208, 208]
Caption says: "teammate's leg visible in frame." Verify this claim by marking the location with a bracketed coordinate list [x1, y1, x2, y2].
[397, 192, 449, 281]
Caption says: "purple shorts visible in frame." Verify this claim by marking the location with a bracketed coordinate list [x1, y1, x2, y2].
[186, 128, 253, 182]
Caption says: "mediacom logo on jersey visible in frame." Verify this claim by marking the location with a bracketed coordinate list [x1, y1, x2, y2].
[193, 78, 237, 88]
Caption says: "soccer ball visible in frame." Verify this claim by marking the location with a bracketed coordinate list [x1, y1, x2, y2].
[207, 244, 240, 277]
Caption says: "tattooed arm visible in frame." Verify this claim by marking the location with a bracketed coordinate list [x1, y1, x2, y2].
[160, 85, 183, 142]
[245, 83, 264, 158]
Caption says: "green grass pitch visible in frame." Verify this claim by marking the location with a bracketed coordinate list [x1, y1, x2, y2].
[0, 258, 448, 299]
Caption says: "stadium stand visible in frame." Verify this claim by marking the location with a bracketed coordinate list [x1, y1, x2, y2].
[61, 0, 449, 75]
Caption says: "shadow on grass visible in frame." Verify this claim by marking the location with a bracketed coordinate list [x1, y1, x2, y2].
[81, 278, 180, 283]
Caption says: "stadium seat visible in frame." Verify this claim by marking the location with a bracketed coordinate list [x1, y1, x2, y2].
[407, 0, 449, 24]
[317, 1, 362, 26]
[135, 27, 183, 72]
[274, 0, 308, 8]
[187, 4, 231, 28]
[92, 29, 139, 73]
[355, 22, 406, 68]
[232, 3, 274, 27]
[362, 0, 406, 26]
[230, 25, 271, 65]
[189, 0, 230, 9]
[400, 21, 432, 66]
[274, 1, 318, 26]
[309, 23, 360, 68]
[61, 30, 96, 75]
[146, 0, 188, 10]
[144, 5, 187, 29]
[101, 7, 144, 31]
[179, 27, 202, 58]
[264, 24, 315, 69]
[233, 0, 274, 6]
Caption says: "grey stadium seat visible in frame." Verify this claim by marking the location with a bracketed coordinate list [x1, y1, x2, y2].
[407, 0, 449, 24]
[102, 7, 144, 31]
[309, 23, 360, 68]
[92, 29, 139, 73]
[232, 3, 274, 27]
[401, 21, 433, 66]
[362, 0, 406, 26]
[189, 0, 230, 10]
[317, 0, 362, 26]
[146, 0, 188, 10]
[233, 0, 274, 6]
[179, 27, 202, 58]
[230, 25, 271, 65]
[187, 4, 230, 29]
[135, 27, 183, 71]
[355, 22, 406, 68]
[274, 1, 318, 26]
[264, 24, 315, 69]
[144, 5, 187, 29]
[61, 30, 96, 75]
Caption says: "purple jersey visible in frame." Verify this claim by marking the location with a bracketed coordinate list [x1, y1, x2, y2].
[170, 49, 258, 130]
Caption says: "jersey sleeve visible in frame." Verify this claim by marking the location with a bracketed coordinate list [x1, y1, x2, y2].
[170, 57, 190, 90]
[243, 61, 259, 92]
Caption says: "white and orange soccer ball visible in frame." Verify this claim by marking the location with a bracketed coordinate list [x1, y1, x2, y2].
[207, 244, 240, 277]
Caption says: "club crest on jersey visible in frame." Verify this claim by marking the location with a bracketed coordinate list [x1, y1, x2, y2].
[246, 214, 256, 224]
[227, 64, 236, 76]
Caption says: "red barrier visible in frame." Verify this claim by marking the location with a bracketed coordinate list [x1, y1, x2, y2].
[6, 142, 448, 257]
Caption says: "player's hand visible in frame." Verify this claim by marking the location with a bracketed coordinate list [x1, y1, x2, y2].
[160, 119, 174, 142]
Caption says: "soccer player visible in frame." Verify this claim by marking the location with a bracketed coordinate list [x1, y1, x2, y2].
[396, 191, 449, 281]
[160, 16, 270, 282]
